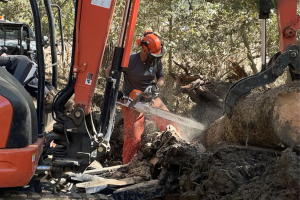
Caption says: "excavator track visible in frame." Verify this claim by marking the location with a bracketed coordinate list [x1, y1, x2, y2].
[0, 191, 111, 200]
[0, 179, 113, 200]
[0, 161, 164, 200]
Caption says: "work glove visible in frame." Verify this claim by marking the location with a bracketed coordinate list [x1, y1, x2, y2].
[117, 91, 124, 100]
[150, 82, 159, 98]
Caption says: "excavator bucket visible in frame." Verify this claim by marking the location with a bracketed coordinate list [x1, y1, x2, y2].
[224, 45, 300, 118]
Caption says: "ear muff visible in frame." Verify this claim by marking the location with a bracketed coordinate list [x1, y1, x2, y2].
[136, 38, 142, 46]
[137, 30, 161, 47]
[136, 38, 149, 48]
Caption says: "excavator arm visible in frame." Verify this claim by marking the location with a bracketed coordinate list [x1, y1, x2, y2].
[224, 0, 300, 118]
[72, 0, 117, 115]
[44, 0, 141, 176]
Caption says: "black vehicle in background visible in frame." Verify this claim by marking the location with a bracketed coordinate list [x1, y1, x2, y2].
[0, 18, 48, 61]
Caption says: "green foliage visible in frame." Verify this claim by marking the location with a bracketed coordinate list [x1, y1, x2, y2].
[0, 0, 292, 87]
[0, 0, 32, 22]
[0, 0, 296, 115]
[131, 0, 281, 80]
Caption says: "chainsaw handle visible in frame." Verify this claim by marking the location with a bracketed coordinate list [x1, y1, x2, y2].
[128, 86, 152, 107]
[150, 82, 159, 95]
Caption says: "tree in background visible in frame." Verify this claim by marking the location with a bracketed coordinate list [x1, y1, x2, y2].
[0, 0, 292, 112]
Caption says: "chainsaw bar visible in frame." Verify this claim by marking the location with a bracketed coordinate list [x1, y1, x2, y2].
[118, 101, 206, 131]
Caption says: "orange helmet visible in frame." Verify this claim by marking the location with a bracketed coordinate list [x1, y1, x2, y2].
[136, 30, 162, 55]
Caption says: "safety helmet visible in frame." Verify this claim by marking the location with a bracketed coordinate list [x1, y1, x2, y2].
[136, 30, 164, 56]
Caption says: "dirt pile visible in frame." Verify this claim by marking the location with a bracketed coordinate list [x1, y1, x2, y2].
[183, 146, 300, 200]
[107, 127, 300, 200]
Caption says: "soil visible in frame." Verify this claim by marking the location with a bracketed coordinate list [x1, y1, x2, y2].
[89, 116, 299, 200]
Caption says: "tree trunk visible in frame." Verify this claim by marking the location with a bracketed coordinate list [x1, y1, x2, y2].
[241, 22, 258, 74]
[196, 81, 300, 150]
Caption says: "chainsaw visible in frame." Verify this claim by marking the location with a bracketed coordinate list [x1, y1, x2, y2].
[117, 85, 206, 131]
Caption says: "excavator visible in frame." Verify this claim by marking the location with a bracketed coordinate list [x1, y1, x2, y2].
[0, 0, 298, 196]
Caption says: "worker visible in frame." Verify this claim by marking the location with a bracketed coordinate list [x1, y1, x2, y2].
[105, 30, 182, 164]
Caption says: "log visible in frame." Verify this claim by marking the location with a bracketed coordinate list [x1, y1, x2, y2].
[111, 180, 165, 200]
[76, 177, 142, 194]
[196, 81, 300, 150]
[83, 165, 128, 175]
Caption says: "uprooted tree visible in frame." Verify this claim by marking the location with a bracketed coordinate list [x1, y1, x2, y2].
[83, 51, 300, 200]
[168, 59, 243, 126]
[197, 81, 300, 151]
[170, 60, 300, 151]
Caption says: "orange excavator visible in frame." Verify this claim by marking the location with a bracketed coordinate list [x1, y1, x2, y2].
[0, 0, 298, 192]
[0, 0, 141, 188]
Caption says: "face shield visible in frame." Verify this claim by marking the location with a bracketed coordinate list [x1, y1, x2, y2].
[144, 46, 166, 67]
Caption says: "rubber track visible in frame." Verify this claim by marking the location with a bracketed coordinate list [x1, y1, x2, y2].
[0, 191, 113, 200]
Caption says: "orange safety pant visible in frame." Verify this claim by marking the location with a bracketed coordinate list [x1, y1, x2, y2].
[121, 97, 182, 164]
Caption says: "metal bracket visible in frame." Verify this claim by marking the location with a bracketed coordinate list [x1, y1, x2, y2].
[284, 15, 300, 38]
[73, 62, 87, 73]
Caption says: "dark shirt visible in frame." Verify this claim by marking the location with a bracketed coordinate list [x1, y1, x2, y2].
[122, 53, 164, 95]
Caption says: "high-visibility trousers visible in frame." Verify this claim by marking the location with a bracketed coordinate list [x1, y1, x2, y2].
[121, 97, 182, 164]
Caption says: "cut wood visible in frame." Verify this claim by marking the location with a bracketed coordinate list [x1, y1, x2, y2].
[83, 164, 127, 175]
[112, 180, 164, 200]
[83, 160, 103, 174]
[87, 160, 103, 170]
[196, 81, 300, 150]
[273, 91, 300, 148]
[69, 173, 104, 182]
[76, 177, 142, 194]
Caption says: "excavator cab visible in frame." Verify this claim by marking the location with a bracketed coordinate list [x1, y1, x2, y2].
[0, 20, 49, 62]
[0, 66, 43, 187]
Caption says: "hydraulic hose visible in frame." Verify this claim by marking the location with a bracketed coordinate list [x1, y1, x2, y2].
[44, 0, 58, 89]
[29, 0, 45, 135]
